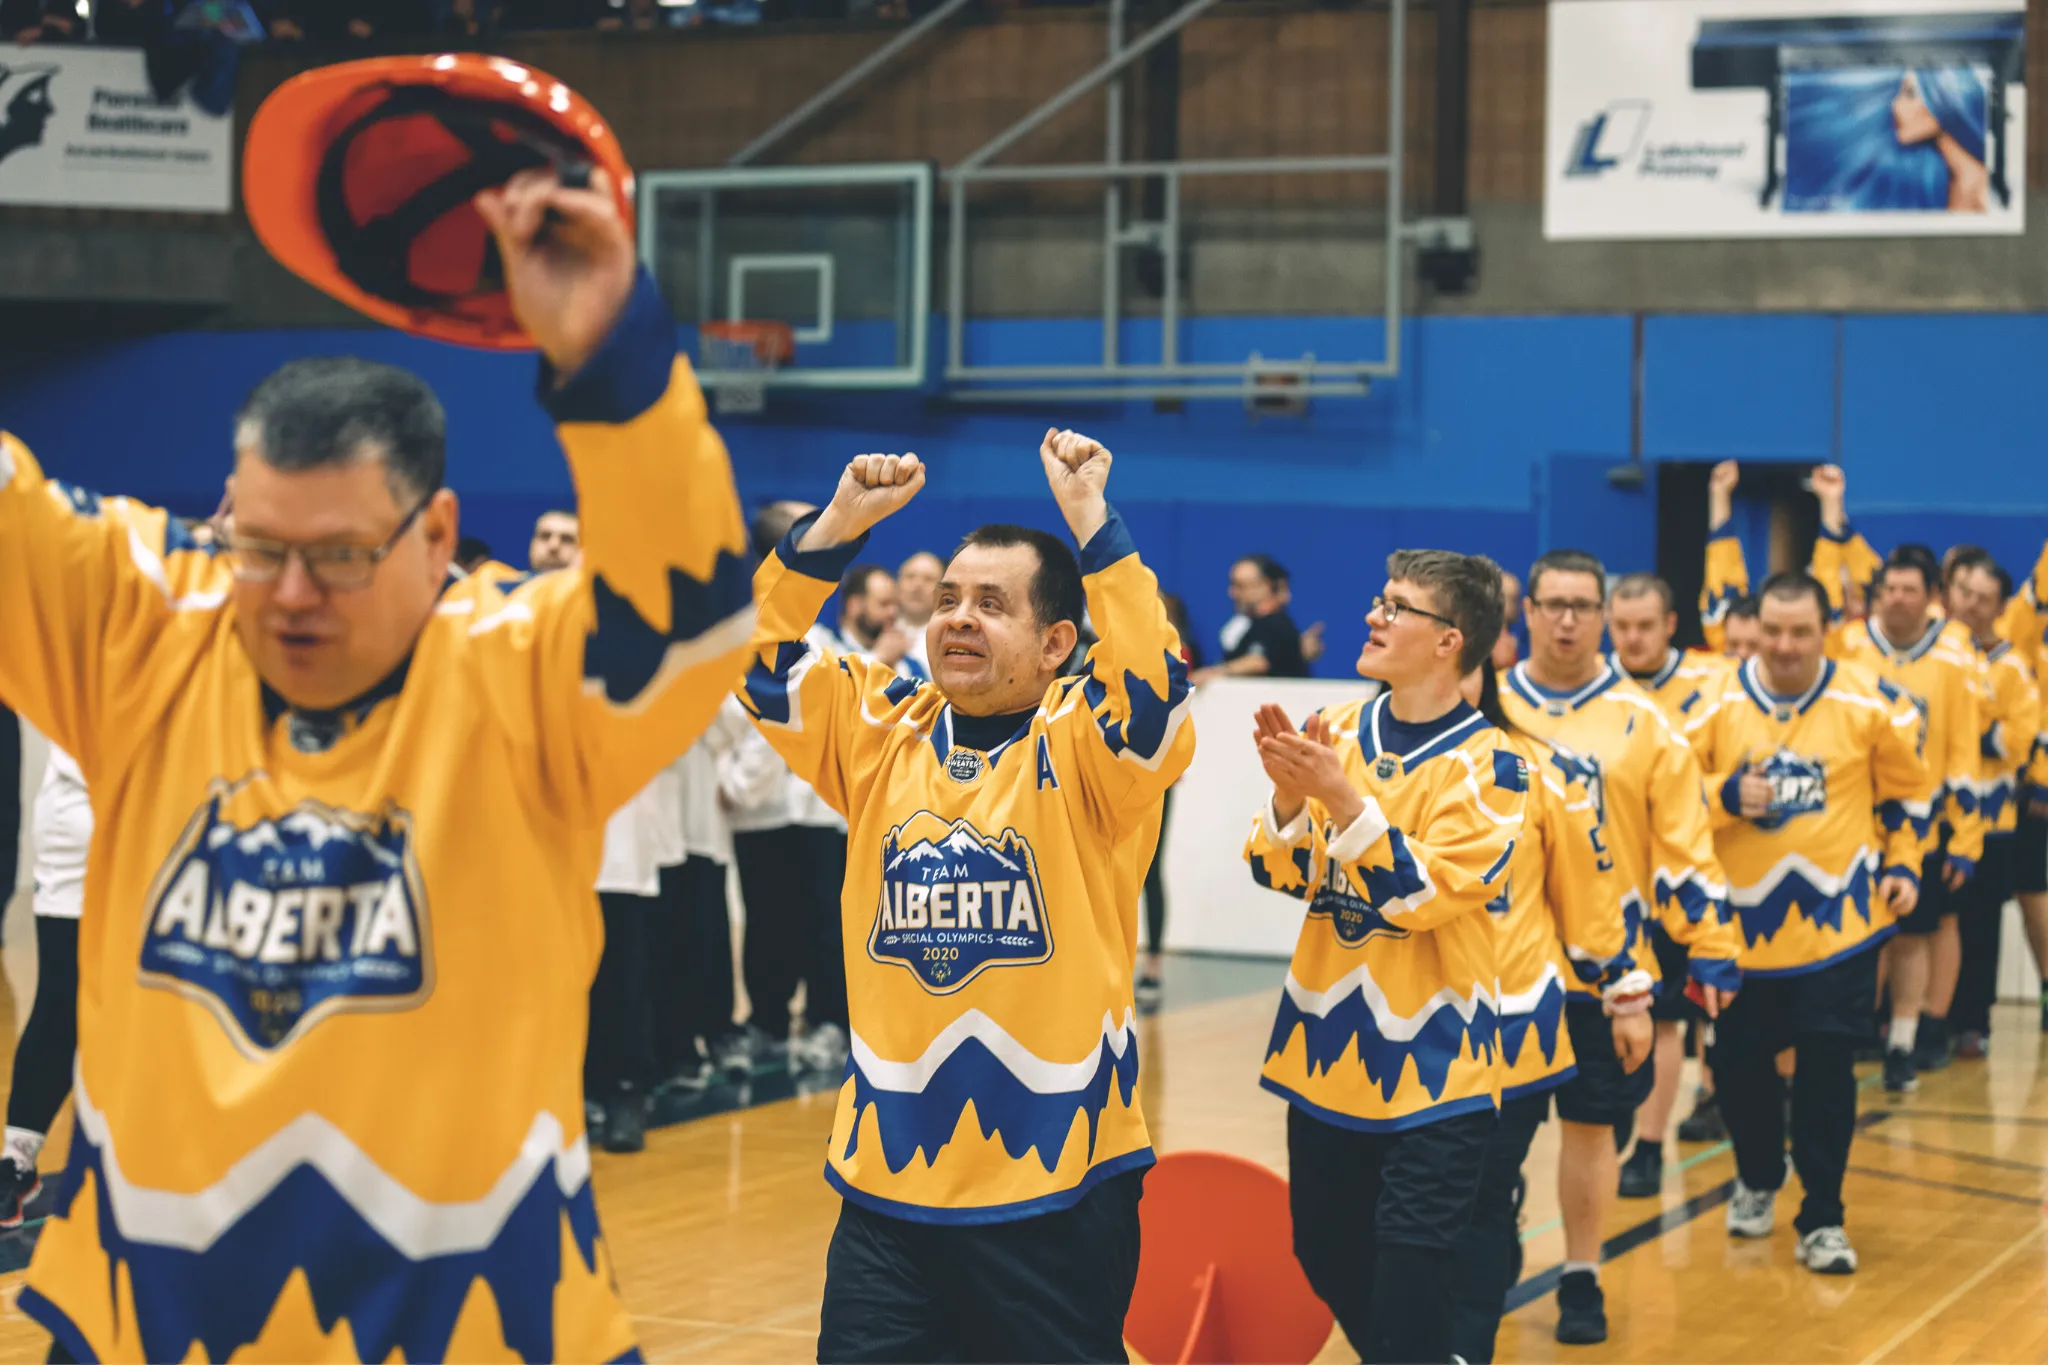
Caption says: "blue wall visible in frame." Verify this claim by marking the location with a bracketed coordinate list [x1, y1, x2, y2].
[2, 310, 2043, 675]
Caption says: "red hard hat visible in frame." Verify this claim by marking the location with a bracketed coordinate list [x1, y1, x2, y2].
[244, 53, 636, 351]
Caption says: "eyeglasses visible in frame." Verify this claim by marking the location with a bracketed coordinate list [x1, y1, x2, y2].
[1373, 596, 1458, 629]
[1529, 598, 1603, 621]
[219, 496, 430, 590]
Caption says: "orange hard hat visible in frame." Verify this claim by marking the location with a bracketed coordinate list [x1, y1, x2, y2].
[244, 53, 636, 351]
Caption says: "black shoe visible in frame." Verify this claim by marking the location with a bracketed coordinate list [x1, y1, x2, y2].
[604, 1092, 647, 1154]
[1618, 1143, 1663, 1198]
[1555, 1269, 1608, 1345]
[1912, 1020, 1952, 1073]
[1677, 1091, 1726, 1142]
[1883, 1046, 1918, 1094]
[0, 1156, 41, 1230]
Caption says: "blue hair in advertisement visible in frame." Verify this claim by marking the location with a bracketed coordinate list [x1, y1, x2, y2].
[1784, 64, 1990, 213]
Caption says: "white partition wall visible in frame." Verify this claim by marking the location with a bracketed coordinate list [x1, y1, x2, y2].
[1160, 676, 1382, 957]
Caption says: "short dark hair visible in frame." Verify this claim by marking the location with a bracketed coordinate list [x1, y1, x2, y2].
[840, 563, 891, 602]
[1945, 544, 1998, 589]
[1610, 572, 1675, 613]
[1527, 549, 1607, 604]
[535, 508, 577, 526]
[950, 524, 1084, 631]
[236, 357, 445, 503]
[1386, 549, 1505, 674]
[455, 535, 493, 566]
[750, 500, 810, 560]
[1882, 543, 1941, 593]
[1760, 570, 1829, 621]
[1726, 594, 1760, 623]
[1235, 553, 1289, 589]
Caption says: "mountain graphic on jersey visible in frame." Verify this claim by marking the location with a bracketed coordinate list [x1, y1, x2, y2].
[1267, 975, 1499, 1104]
[872, 813, 1052, 992]
[1498, 973, 1567, 1072]
[845, 1015, 1139, 1175]
[137, 784, 432, 1054]
[1730, 852, 1876, 948]
[1751, 751, 1828, 832]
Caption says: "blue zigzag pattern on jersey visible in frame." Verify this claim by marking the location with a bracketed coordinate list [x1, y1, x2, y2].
[1250, 843, 1316, 895]
[1498, 975, 1568, 1071]
[1080, 649, 1190, 763]
[1655, 871, 1723, 926]
[585, 546, 754, 704]
[26, 1122, 607, 1365]
[1266, 984, 1499, 1104]
[741, 639, 812, 725]
[1879, 799, 1935, 842]
[844, 1030, 1140, 1176]
[1734, 859, 1875, 949]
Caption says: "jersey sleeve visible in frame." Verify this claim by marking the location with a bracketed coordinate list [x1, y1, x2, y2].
[1540, 764, 1628, 987]
[1809, 524, 1883, 623]
[1940, 655, 1986, 869]
[0, 448, 214, 779]
[1648, 724, 1741, 990]
[1988, 664, 2040, 828]
[496, 271, 757, 826]
[1701, 521, 1749, 655]
[1682, 699, 1746, 834]
[1060, 507, 1195, 829]
[736, 517, 925, 820]
[1998, 595, 2040, 676]
[1873, 683, 1937, 883]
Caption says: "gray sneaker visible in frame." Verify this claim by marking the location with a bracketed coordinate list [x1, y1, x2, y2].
[1795, 1226, 1857, 1274]
[794, 1022, 850, 1074]
[1726, 1179, 1777, 1238]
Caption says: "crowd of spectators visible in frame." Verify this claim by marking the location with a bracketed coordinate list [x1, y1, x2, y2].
[0, 0, 761, 47]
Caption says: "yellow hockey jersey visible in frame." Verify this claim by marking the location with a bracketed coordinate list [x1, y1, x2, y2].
[0, 274, 755, 1364]
[1683, 658, 1932, 976]
[1976, 640, 2041, 837]
[1245, 696, 1523, 1131]
[1809, 523, 1885, 621]
[1491, 732, 1628, 1102]
[1830, 617, 1985, 869]
[1616, 648, 1733, 729]
[1701, 523, 1749, 656]
[1500, 662, 1742, 997]
[740, 506, 1193, 1222]
[1701, 521, 1884, 654]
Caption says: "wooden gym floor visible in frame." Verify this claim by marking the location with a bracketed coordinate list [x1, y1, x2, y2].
[0, 942, 2040, 1363]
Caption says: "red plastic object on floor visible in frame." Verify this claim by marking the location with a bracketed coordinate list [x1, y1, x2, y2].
[1124, 1151, 1333, 1365]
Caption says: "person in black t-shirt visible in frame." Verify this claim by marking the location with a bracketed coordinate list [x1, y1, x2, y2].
[1193, 553, 1311, 682]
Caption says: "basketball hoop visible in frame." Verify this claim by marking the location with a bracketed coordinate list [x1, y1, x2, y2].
[699, 320, 795, 416]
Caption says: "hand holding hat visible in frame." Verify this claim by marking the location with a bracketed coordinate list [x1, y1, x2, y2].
[473, 165, 636, 380]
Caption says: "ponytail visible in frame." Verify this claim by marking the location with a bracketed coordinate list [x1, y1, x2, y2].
[1479, 664, 1519, 737]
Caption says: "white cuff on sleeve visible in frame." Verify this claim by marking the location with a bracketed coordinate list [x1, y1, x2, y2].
[1263, 794, 1312, 845]
[1326, 796, 1392, 865]
[1602, 968, 1656, 1017]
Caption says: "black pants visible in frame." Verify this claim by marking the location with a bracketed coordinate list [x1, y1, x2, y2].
[585, 892, 656, 1098]
[1142, 788, 1172, 955]
[645, 857, 737, 1072]
[1711, 944, 1876, 1234]
[734, 825, 848, 1036]
[1448, 1091, 1548, 1365]
[817, 1171, 1145, 1363]
[1953, 836, 2013, 1037]
[1288, 1102, 1496, 1364]
[7, 917, 77, 1135]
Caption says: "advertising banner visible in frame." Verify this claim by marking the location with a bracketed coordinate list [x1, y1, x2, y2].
[0, 43, 232, 213]
[1546, 0, 2027, 239]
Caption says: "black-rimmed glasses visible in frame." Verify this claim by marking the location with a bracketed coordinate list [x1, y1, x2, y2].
[1373, 595, 1458, 629]
[219, 496, 431, 590]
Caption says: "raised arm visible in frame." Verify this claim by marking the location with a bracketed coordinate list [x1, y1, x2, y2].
[737, 454, 931, 817]
[1044, 430, 1195, 823]
[1701, 461, 1747, 655]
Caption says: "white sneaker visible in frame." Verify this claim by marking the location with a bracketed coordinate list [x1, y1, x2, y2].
[1795, 1226, 1857, 1274]
[793, 1022, 850, 1074]
[1726, 1179, 1777, 1238]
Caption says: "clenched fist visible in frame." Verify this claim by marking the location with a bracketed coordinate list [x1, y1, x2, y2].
[1040, 428, 1111, 546]
[799, 452, 927, 551]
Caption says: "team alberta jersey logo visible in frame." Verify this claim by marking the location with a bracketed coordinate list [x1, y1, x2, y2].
[870, 812, 1052, 992]
[1754, 750, 1827, 831]
[137, 786, 434, 1054]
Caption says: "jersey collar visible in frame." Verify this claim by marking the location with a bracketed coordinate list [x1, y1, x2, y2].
[1739, 656, 1834, 718]
[1358, 692, 1487, 768]
[1865, 616, 1944, 664]
[928, 703, 1035, 770]
[1508, 658, 1622, 713]
[1614, 648, 1682, 691]
[1984, 638, 2012, 664]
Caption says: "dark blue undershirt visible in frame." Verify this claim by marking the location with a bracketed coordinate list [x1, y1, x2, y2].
[1375, 697, 1479, 754]
[950, 706, 1038, 752]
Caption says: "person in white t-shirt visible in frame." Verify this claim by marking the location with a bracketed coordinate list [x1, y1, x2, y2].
[896, 549, 943, 677]
[1, 743, 90, 1227]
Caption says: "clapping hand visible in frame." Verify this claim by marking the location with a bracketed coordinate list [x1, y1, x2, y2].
[1254, 705, 1363, 830]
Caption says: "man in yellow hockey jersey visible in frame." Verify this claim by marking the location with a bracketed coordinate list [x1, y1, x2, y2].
[1684, 571, 1930, 1275]
[1943, 551, 2040, 1057]
[0, 170, 754, 1364]
[1448, 666, 1628, 1365]
[1244, 550, 1522, 1364]
[739, 433, 1192, 1363]
[1499, 550, 1740, 1346]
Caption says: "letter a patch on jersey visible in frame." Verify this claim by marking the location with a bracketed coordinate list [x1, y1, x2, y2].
[138, 782, 433, 1055]
[870, 812, 1053, 992]
[1036, 735, 1059, 791]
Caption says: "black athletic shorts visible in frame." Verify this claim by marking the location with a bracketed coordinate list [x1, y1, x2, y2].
[1554, 999, 1653, 1128]
[1710, 939, 1882, 1056]
[1899, 833, 1959, 935]
[2015, 815, 2048, 896]
[1649, 923, 1705, 1024]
